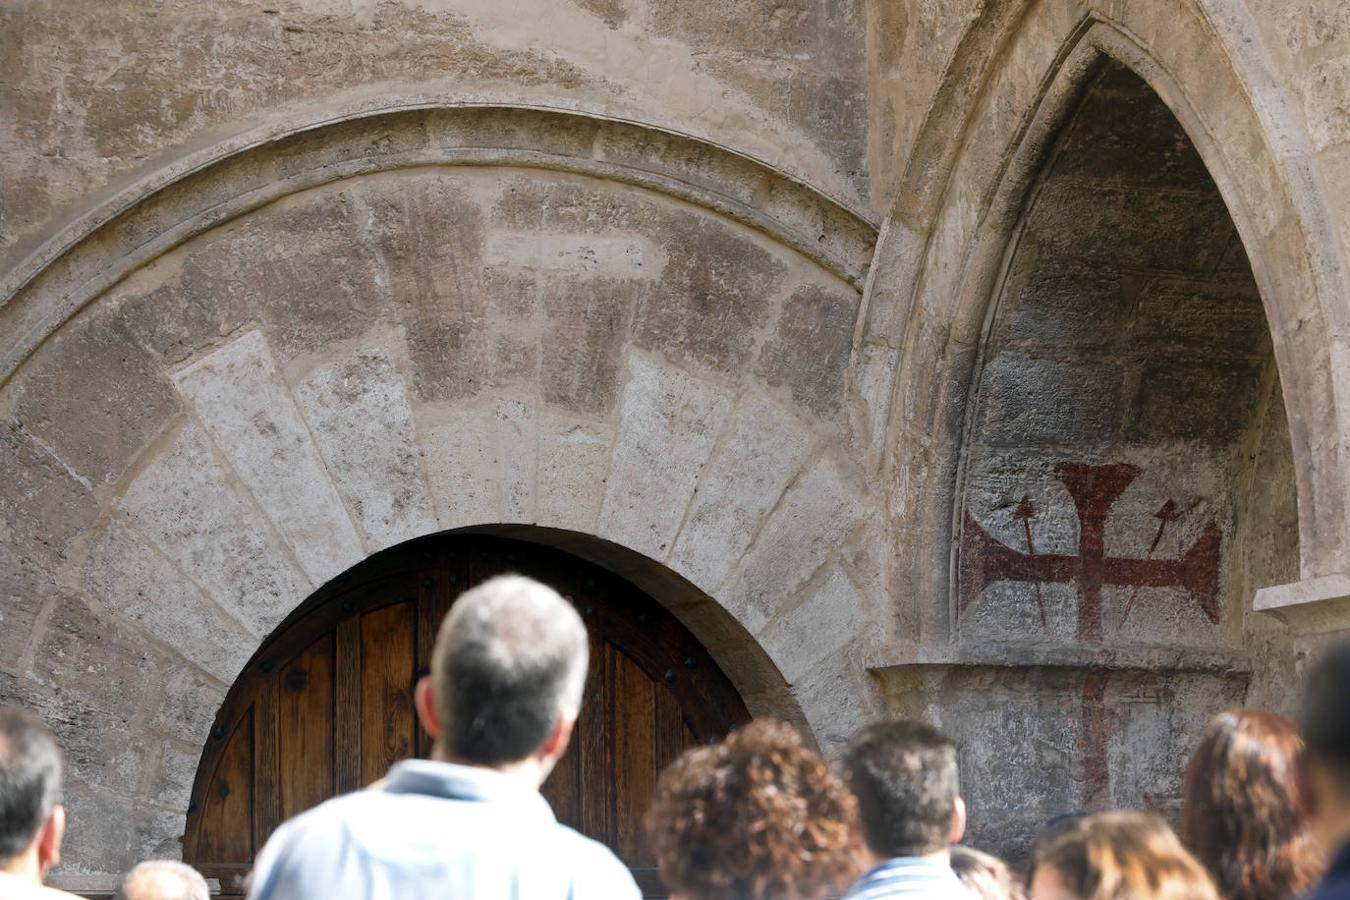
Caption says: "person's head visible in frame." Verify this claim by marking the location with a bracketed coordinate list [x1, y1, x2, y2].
[0, 707, 65, 882]
[645, 719, 859, 900]
[1299, 638, 1350, 855]
[842, 719, 965, 861]
[1029, 811, 1219, 900]
[1181, 709, 1322, 900]
[412, 575, 588, 784]
[951, 845, 1025, 900]
[114, 861, 210, 900]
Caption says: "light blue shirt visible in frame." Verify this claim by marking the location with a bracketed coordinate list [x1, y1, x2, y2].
[246, 759, 641, 900]
[844, 856, 974, 899]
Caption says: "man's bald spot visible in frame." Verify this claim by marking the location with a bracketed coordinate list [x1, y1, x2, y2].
[114, 861, 209, 900]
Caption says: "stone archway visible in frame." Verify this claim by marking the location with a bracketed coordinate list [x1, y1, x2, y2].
[0, 107, 884, 881]
[183, 528, 753, 897]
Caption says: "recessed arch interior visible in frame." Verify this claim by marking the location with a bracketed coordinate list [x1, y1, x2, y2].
[938, 53, 1300, 859]
[956, 56, 1298, 648]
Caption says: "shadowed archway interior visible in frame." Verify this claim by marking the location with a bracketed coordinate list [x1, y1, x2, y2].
[923, 57, 1301, 862]
[183, 531, 751, 897]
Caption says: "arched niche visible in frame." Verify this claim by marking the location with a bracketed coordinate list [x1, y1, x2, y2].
[183, 528, 753, 897]
[872, 31, 1303, 862]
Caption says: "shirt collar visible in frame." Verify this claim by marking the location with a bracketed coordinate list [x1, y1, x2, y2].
[862, 855, 961, 879]
[381, 759, 556, 821]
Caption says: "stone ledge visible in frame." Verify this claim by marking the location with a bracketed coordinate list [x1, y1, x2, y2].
[1254, 574, 1350, 636]
[866, 642, 1251, 676]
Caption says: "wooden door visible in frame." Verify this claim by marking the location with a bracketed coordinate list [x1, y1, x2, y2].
[182, 534, 750, 897]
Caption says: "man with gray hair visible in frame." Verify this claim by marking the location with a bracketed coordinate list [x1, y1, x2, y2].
[114, 861, 209, 900]
[246, 575, 639, 899]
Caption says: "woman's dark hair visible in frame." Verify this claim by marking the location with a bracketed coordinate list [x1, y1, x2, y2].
[644, 719, 860, 900]
[1181, 709, 1323, 900]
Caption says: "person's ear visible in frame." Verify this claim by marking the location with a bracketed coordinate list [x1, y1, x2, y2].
[949, 796, 967, 845]
[539, 710, 578, 765]
[37, 804, 64, 876]
[413, 676, 441, 741]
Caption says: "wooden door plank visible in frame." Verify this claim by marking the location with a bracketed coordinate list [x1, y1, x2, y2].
[253, 679, 282, 849]
[193, 706, 256, 864]
[540, 730, 582, 831]
[334, 617, 362, 794]
[278, 633, 335, 820]
[415, 544, 456, 759]
[578, 638, 615, 846]
[613, 648, 658, 865]
[360, 601, 417, 785]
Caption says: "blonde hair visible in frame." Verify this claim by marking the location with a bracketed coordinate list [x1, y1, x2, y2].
[1033, 811, 1219, 900]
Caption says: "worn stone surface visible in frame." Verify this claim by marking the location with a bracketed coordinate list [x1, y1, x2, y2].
[83, 522, 255, 682]
[721, 459, 866, 633]
[173, 330, 367, 584]
[118, 422, 312, 635]
[756, 568, 865, 684]
[669, 394, 813, 589]
[294, 349, 438, 551]
[0, 0, 868, 263]
[598, 355, 735, 561]
[3, 0, 1346, 881]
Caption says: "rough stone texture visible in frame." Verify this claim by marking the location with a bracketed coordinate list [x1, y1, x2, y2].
[173, 330, 367, 584]
[82, 522, 255, 682]
[669, 394, 813, 589]
[961, 62, 1279, 655]
[881, 666, 1249, 864]
[598, 355, 735, 562]
[756, 567, 865, 685]
[720, 459, 867, 633]
[118, 422, 312, 635]
[5, 0, 1349, 880]
[0, 0, 869, 264]
[294, 349, 438, 551]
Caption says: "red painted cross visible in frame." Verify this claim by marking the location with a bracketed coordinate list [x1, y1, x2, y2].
[959, 462, 1221, 642]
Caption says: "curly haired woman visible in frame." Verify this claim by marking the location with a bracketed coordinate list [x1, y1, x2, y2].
[644, 719, 861, 900]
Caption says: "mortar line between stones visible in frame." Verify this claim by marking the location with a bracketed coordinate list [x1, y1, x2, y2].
[276, 347, 375, 559]
[180, 402, 316, 598]
[116, 508, 263, 642]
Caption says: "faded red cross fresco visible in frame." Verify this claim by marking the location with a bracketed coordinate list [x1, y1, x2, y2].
[959, 462, 1222, 643]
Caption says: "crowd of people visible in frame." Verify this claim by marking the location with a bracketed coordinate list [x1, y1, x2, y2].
[2, 573, 1349, 899]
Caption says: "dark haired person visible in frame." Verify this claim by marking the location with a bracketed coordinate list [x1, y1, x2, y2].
[246, 575, 639, 899]
[645, 719, 859, 900]
[841, 719, 971, 899]
[1300, 639, 1350, 900]
[1181, 710, 1322, 899]
[0, 707, 76, 899]
[951, 845, 1024, 900]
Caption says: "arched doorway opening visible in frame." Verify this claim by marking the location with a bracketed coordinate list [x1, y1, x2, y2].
[182, 531, 751, 896]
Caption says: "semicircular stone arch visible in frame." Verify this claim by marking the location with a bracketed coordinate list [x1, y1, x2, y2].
[0, 111, 883, 878]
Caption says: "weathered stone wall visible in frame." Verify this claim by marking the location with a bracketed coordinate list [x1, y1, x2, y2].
[0, 118, 884, 877]
[0, 0, 871, 267]
[3, 0, 1350, 885]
